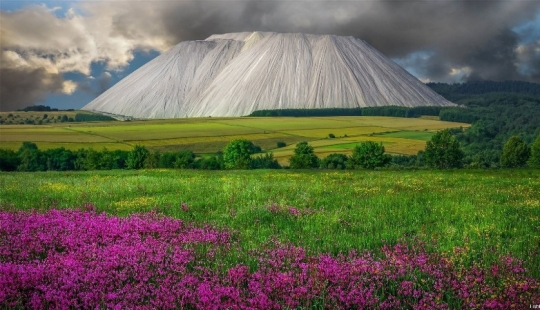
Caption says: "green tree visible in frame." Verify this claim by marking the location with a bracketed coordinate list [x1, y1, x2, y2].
[424, 129, 464, 169]
[17, 142, 44, 171]
[348, 141, 390, 169]
[159, 152, 177, 168]
[83, 148, 102, 170]
[42, 147, 75, 171]
[251, 153, 281, 169]
[320, 153, 348, 169]
[144, 151, 161, 169]
[529, 134, 540, 168]
[127, 145, 149, 169]
[500, 136, 530, 168]
[289, 142, 319, 169]
[196, 154, 223, 170]
[223, 140, 254, 169]
[173, 150, 195, 169]
[0, 149, 21, 171]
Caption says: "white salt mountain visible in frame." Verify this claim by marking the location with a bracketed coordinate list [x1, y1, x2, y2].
[83, 32, 454, 119]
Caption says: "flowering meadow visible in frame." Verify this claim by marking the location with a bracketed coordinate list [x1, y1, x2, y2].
[1, 169, 539, 308]
[1, 208, 539, 309]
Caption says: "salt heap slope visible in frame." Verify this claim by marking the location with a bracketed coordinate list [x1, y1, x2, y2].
[83, 32, 454, 119]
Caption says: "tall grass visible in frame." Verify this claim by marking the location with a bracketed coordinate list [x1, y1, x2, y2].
[1, 169, 539, 277]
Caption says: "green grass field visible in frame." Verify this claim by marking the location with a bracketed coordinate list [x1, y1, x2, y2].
[0, 113, 470, 164]
[1, 169, 538, 278]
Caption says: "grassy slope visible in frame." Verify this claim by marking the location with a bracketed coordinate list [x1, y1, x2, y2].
[0, 114, 469, 163]
[1, 169, 538, 277]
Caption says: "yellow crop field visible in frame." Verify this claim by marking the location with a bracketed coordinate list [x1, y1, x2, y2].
[0, 113, 470, 158]
[270, 135, 429, 164]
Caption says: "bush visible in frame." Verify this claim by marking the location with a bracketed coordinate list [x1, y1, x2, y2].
[328, 133, 335, 139]
[289, 142, 319, 169]
[500, 136, 530, 168]
[424, 129, 464, 169]
[126, 145, 149, 169]
[276, 141, 286, 148]
[0, 149, 20, 171]
[320, 153, 348, 169]
[251, 153, 281, 169]
[529, 134, 540, 168]
[348, 142, 391, 170]
[223, 140, 255, 169]
[173, 150, 195, 169]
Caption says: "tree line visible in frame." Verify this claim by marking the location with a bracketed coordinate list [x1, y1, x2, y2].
[2, 130, 538, 172]
[250, 106, 442, 118]
[428, 81, 540, 167]
[249, 81, 540, 168]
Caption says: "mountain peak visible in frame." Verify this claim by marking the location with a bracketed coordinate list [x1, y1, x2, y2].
[83, 32, 454, 119]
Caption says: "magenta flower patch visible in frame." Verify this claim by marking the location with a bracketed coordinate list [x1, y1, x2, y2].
[1, 210, 538, 309]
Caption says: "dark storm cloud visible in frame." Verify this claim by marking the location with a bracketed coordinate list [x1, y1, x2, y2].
[76, 72, 113, 97]
[105, 0, 539, 83]
[0, 67, 65, 111]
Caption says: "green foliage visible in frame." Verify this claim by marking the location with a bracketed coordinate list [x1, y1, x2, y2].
[74, 113, 115, 122]
[144, 151, 161, 169]
[500, 136, 530, 168]
[390, 154, 419, 167]
[427, 80, 540, 100]
[529, 134, 540, 168]
[328, 133, 336, 139]
[42, 148, 75, 171]
[250, 106, 441, 118]
[17, 105, 59, 112]
[0, 149, 20, 171]
[251, 153, 281, 169]
[289, 142, 319, 169]
[320, 153, 348, 169]
[126, 145, 149, 169]
[428, 81, 540, 164]
[173, 150, 195, 169]
[195, 154, 223, 170]
[276, 141, 286, 148]
[424, 129, 464, 169]
[17, 142, 44, 172]
[348, 142, 391, 170]
[223, 140, 254, 169]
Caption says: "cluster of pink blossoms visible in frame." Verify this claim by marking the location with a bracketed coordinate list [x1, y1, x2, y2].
[0, 209, 538, 309]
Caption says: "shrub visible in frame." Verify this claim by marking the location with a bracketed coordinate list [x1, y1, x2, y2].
[500, 136, 530, 168]
[289, 142, 319, 169]
[348, 141, 391, 169]
[424, 129, 464, 169]
[320, 153, 348, 169]
[126, 145, 149, 169]
[529, 134, 540, 168]
[251, 153, 281, 169]
[223, 140, 255, 169]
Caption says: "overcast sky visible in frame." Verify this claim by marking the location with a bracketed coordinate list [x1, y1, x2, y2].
[1, 0, 540, 111]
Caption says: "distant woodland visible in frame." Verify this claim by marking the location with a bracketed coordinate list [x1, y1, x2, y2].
[427, 81, 540, 166]
[252, 81, 540, 167]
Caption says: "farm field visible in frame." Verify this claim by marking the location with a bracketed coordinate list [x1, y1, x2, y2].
[2, 169, 539, 307]
[0, 113, 469, 163]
